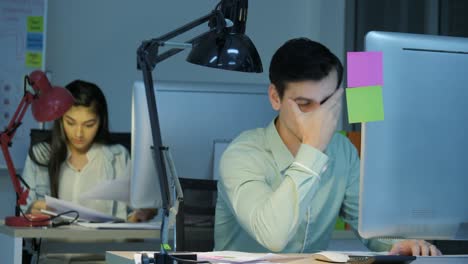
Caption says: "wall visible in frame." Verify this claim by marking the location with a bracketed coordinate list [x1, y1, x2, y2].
[45, 0, 346, 131]
[0, 170, 16, 219]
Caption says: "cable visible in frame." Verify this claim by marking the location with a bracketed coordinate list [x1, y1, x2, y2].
[141, 251, 212, 264]
[166, 253, 211, 264]
[50, 210, 80, 227]
[18, 206, 80, 226]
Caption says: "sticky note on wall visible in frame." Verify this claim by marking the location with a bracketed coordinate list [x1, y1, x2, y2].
[27, 16, 44, 33]
[347, 51, 383, 87]
[25, 51, 42, 68]
[346, 85, 384, 123]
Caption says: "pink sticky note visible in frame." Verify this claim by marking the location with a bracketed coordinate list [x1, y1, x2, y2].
[347, 51, 383, 88]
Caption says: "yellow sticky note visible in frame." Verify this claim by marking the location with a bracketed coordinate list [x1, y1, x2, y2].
[27, 16, 44, 32]
[25, 52, 42, 68]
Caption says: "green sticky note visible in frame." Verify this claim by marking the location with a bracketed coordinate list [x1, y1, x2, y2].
[346, 86, 384, 123]
[27, 16, 44, 32]
[25, 51, 42, 68]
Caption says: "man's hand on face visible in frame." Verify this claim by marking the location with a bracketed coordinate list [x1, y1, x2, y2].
[287, 88, 343, 152]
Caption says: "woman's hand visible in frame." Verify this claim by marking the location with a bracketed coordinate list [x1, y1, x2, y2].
[127, 208, 158, 222]
[28, 200, 48, 215]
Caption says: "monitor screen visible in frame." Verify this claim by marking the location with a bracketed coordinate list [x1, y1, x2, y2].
[129, 80, 276, 210]
[359, 31, 468, 240]
[130, 82, 163, 209]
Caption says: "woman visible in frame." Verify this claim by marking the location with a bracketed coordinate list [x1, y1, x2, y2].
[22, 80, 154, 222]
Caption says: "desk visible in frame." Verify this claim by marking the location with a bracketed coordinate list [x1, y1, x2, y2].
[0, 223, 162, 264]
[106, 251, 468, 264]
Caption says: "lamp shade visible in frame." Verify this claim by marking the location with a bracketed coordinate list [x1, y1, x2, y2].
[186, 30, 263, 73]
[28, 70, 74, 122]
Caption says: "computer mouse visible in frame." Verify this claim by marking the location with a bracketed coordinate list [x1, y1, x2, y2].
[312, 251, 349, 263]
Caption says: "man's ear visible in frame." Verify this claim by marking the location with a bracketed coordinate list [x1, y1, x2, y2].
[268, 84, 281, 111]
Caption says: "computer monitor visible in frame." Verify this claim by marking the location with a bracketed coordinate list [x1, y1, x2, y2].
[129, 80, 275, 211]
[359, 31, 468, 240]
[130, 82, 163, 209]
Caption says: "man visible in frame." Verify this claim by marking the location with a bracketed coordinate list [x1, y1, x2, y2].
[214, 38, 441, 256]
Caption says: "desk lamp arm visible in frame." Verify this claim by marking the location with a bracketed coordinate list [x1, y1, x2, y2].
[0, 84, 35, 210]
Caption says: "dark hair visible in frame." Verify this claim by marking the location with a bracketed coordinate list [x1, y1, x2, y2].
[46, 80, 110, 197]
[269, 37, 343, 99]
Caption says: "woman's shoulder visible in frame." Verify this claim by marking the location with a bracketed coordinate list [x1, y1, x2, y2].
[99, 143, 130, 158]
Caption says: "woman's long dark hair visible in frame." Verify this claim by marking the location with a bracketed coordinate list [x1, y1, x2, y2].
[46, 80, 111, 197]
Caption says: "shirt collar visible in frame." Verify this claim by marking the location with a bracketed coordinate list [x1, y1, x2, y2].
[265, 118, 295, 172]
[66, 143, 100, 162]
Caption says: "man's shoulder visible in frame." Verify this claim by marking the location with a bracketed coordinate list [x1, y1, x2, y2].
[330, 132, 349, 144]
[328, 132, 359, 158]
[222, 127, 270, 161]
[231, 127, 268, 148]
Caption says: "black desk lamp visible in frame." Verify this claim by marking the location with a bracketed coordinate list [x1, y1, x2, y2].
[136, 0, 261, 263]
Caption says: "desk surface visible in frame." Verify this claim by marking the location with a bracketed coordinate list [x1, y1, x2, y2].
[0, 223, 160, 240]
[106, 251, 468, 264]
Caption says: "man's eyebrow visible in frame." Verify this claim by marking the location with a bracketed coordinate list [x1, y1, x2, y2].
[293, 97, 314, 103]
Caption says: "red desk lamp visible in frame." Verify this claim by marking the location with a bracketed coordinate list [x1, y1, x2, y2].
[0, 70, 74, 227]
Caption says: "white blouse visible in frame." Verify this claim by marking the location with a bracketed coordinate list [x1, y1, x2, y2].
[21, 143, 130, 219]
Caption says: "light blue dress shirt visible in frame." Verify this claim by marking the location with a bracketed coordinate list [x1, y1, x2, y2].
[214, 119, 393, 253]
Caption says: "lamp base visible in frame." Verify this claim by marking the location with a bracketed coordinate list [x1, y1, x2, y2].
[5, 214, 51, 227]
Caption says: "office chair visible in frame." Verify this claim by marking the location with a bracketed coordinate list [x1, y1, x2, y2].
[346, 131, 361, 157]
[176, 177, 218, 252]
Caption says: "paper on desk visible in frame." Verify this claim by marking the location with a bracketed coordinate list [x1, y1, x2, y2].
[77, 221, 161, 230]
[45, 195, 123, 223]
[133, 251, 284, 264]
[78, 177, 130, 203]
[198, 251, 286, 263]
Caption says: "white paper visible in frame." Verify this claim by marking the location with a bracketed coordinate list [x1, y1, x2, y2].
[133, 251, 281, 264]
[77, 221, 161, 230]
[45, 195, 123, 223]
[79, 177, 130, 203]
[197, 251, 284, 263]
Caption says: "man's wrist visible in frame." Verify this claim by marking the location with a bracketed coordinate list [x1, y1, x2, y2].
[302, 137, 324, 152]
[295, 144, 329, 174]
